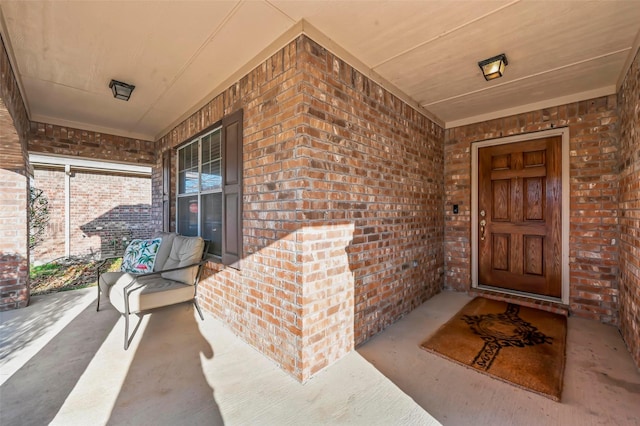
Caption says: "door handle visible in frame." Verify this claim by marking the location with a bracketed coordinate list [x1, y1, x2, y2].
[480, 219, 486, 241]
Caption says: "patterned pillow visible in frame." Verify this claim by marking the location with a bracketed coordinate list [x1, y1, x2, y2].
[121, 238, 162, 274]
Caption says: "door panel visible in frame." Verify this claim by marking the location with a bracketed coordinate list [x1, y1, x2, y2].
[524, 177, 544, 220]
[492, 180, 510, 220]
[492, 234, 510, 270]
[524, 235, 544, 275]
[478, 137, 562, 297]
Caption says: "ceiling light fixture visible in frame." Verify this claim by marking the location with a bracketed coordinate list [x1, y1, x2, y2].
[478, 53, 508, 81]
[109, 79, 135, 101]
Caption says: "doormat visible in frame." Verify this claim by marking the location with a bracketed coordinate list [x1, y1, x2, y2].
[420, 297, 567, 401]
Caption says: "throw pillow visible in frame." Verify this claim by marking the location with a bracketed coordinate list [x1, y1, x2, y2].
[121, 238, 162, 274]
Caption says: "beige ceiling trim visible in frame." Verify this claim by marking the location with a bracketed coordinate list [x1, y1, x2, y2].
[300, 20, 444, 127]
[425, 48, 631, 108]
[135, 0, 246, 134]
[31, 113, 152, 141]
[156, 18, 445, 141]
[371, 0, 521, 69]
[0, 6, 31, 119]
[445, 85, 616, 129]
[2, 5, 148, 140]
[155, 19, 301, 141]
[617, 27, 640, 90]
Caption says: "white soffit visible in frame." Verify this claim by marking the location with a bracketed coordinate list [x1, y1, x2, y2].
[144, 0, 295, 138]
[1, 0, 640, 137]
[271, 0, 515, 67]
[436, 51, 627, 125]
[1, 0, 243, 139]
[371, 1, 640, 127]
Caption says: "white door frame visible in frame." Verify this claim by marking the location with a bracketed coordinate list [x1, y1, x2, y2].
[470, 127, 570, 305]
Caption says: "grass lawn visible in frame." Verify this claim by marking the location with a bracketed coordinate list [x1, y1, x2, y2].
[30, 257, 122, 296]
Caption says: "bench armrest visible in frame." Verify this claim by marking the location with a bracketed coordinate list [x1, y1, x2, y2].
[97, 256, 121, 277]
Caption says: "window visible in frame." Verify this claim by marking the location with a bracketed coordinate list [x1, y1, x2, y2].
[177, 127, 222, 254]
[175, 110, 243, 266]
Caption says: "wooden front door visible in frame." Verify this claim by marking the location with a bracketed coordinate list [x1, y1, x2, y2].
[478, 136, 562, 297]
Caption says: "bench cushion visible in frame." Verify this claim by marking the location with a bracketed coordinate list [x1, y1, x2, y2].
[161, 235, 204, 285]
[99, 233, 205, 316]
[109, 275, 195, 313]
[151, 232, 176, 272]
[98, 271, 136, 300]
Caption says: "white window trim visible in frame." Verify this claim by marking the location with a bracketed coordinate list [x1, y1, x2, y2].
[176, 126, 223, 254]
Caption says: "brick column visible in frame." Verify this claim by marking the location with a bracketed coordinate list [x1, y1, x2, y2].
[1, 35, 32, 310]
[0, 99, 30, 310]
[618, 48, 640, 369]
[158, 35, 445, 382]
[300, 224, 355, 378]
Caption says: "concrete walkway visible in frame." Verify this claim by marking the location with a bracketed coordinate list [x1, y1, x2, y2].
[0, 288, 438, 426]
[2, 289, 639, 425]
[358, 291, 640, 426]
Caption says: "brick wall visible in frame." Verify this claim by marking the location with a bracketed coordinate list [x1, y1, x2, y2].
[0, 35, 30, 310]
[31, 167, 152, 262]
[29, 122, 155, 164]
[444, 95, 620, 324]
[31, 168, 65, 261]
[0, 165, 29, 309]
[297, 39, 445, 346]
[157, 35, 444, 381]
[26, 120, 156, 264]
[618, 48, 640, 368]
[158, 39, 308, 379]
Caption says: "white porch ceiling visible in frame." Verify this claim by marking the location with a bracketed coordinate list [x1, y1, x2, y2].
[0, 1, 639, 141]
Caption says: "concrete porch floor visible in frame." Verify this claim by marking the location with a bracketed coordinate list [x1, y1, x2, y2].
[1, 289, 638, 425]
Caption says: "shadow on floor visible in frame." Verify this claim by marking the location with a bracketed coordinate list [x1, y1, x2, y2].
[0, 302, 120, 425]
[0, 289, 92, 366]
[106, 303, 223, 425]
[2, 289, 440, 425]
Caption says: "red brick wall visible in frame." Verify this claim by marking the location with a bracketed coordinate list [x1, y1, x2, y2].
[298, 38, 445, 347]
[157, 35, 444, 381]
[31, 168, 65, 261]
[0, 165, 29, 310]
[618, 48, 640, 368]
[29, 122, 155, 164]
[158, 39, 308, 379]
[31, 167, 152, 262]
[26, 120, 156, 264]
[0, 35, 30, 310]
[444, 95, 620, 324]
